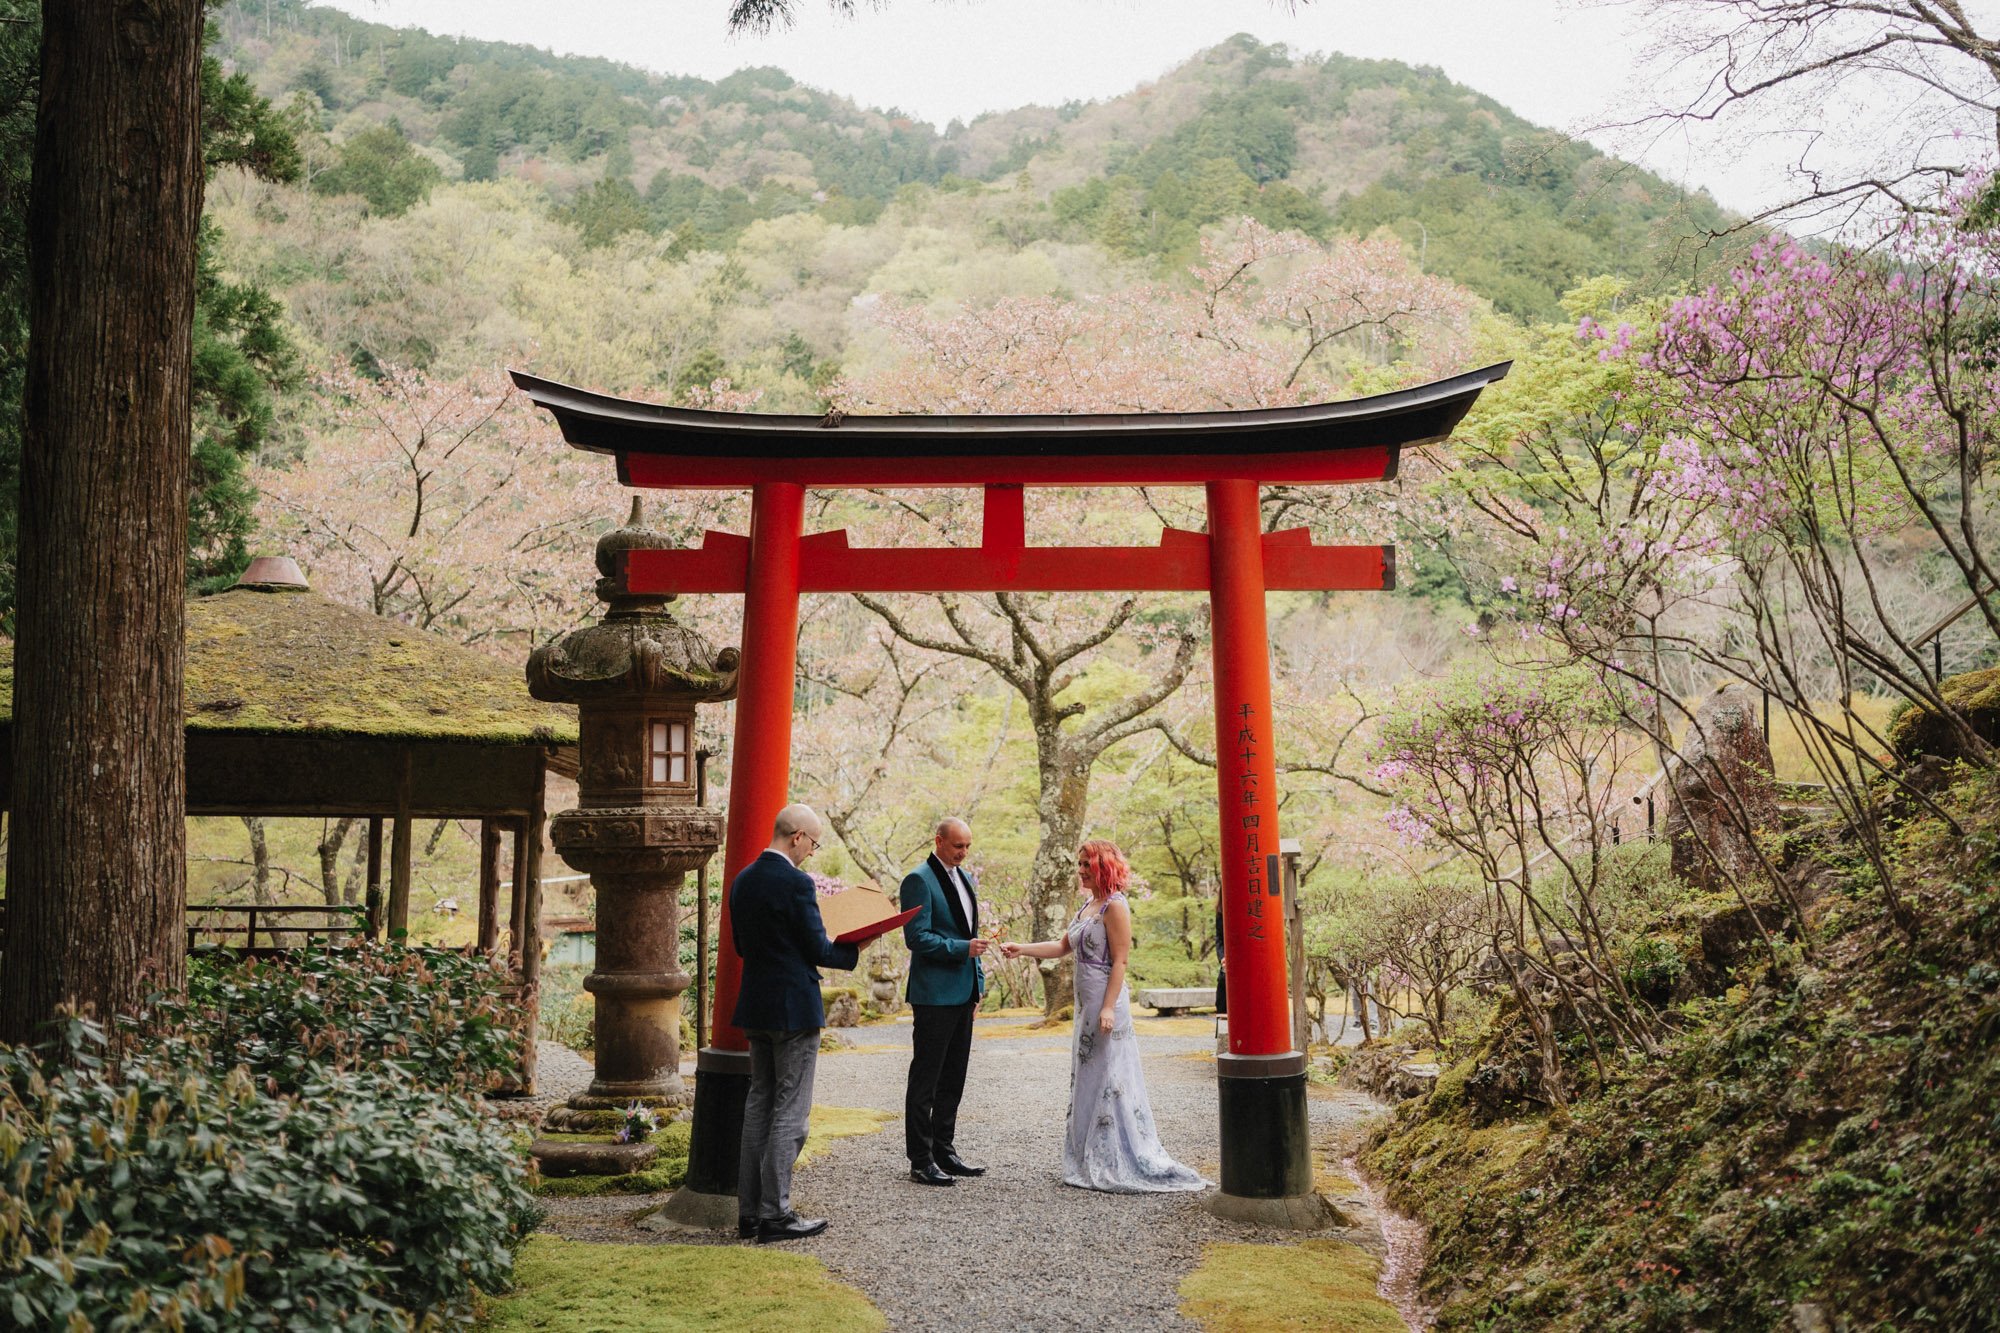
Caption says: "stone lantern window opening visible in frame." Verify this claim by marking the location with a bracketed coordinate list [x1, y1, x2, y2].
[649, 718, 691, 786]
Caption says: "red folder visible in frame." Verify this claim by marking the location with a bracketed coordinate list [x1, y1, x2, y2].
[835, 905, 920, 945]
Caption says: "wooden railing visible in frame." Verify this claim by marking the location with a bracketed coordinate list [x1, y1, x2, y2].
[184, 903, 369, 952]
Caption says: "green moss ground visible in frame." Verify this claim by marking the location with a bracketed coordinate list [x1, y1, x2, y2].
[479, 1237, 884, 1332]
[795, 1105, 898, 1168]
[1365, 772, 2000, 1331]
[1178, 1239, 1406, 1332]
[534, 1120, 692, 1198]
[532, 1106, 893, 1198]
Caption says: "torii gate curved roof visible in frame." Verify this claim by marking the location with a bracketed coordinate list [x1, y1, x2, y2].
[508, 362, 1511, 488]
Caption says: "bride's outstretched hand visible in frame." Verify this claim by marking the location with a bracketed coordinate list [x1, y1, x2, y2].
[999, 941, 1023, 959]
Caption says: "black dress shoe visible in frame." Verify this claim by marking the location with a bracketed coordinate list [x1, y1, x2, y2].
[909, 1161, 957, 1186]
[936, 1151, 986, 1178]
[757, 1214, 828, 1243]
[738, 1216, 759, 1240]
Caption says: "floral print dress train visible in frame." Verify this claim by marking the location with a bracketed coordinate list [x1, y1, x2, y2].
[1061, 892, 1209, 1193]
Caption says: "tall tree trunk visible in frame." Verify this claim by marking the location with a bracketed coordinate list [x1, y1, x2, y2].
[0, 0, 202, 1043]
[343, 822, 369, 905]
[317, 815, 355, 907]
[242, 816, 272, 905]
[1026, 734, 1090, 1018]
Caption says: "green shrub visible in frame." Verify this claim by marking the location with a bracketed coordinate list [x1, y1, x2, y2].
[169, 944, 526, 1094]
[0, 1019, 539, 1330]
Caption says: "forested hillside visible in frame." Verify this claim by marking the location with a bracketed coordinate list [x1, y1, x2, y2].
[211, 2, 1734, 346]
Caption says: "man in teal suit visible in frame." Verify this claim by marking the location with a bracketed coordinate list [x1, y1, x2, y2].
[901, 816, 988, 1186]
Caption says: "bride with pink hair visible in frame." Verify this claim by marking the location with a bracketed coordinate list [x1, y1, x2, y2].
[1002, 839, 1208, 1193]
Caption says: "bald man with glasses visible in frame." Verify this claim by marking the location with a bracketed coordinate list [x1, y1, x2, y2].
[730, 802, 860, 1242]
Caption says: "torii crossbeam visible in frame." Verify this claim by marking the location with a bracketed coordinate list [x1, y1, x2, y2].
[513, 360, 1510, 1224]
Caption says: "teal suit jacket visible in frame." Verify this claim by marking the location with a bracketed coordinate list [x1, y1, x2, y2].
[901, 856, 985, 1007]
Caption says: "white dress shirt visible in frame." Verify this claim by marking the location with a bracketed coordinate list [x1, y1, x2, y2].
[948, 864, 976, 935]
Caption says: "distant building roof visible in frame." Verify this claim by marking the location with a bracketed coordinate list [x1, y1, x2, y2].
[0, 584, 578, 748]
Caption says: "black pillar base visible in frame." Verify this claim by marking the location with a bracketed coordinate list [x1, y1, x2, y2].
[682, 1046, 750, 1196]
[652, 1046, 750, 1230]
[1216, 1051, 1312, 1198]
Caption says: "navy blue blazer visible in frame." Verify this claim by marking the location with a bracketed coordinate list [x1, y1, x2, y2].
[730, 850, 861, 1032]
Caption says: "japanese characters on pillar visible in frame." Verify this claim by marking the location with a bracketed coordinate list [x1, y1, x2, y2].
[1236, 704, 1274, 945]
[1206, 477, 1294, 1059]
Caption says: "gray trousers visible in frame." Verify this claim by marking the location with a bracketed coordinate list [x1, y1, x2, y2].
[739, 1027, 819, 1222]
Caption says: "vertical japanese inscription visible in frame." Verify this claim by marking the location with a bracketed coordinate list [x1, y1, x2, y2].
[1236, 703, 1266, 940]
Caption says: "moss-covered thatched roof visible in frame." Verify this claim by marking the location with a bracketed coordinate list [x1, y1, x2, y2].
[0, 587, 578, 746]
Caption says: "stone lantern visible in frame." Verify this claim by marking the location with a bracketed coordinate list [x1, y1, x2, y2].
[527, 500, 738, 1122]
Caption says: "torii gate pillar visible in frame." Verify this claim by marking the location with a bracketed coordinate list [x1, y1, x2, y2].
[1203, 478, 1321, 1223]
[668, 481, 804, 1227]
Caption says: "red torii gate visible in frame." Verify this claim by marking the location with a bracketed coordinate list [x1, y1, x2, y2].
[514, 361, 1509, 1223]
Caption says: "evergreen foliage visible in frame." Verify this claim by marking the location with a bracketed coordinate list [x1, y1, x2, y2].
[207, 7, 1732, 328]
[0, 948, 537, 1329]
[1039, 42, 1731, 316]
[0, 7, 302, 621]
[310, 120, 440, 217]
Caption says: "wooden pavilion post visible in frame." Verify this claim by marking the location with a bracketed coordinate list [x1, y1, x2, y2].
[516, 749, 548, 1093]
[477, 819, 502, 955]
[388, 747, 414, 937]
[364, 815, 383, 941]
[508, 817, 528, 962]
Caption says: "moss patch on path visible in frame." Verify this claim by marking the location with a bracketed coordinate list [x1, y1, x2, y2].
[821, 1043, 902, 1056]
[797, 1105, 897, 1168]
[534, 1105, 893, 1198]
[1180, 1239, 1406, 1332]
[480, 1236, 884, 1332]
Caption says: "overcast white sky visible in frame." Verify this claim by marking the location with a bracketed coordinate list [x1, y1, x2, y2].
[318, 0, 1959, 216]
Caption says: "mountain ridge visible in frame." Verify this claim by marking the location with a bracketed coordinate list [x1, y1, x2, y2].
[216, 3, 1734, 322]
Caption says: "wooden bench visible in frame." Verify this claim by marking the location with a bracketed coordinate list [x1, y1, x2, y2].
[1136, 987, 1216, 1016]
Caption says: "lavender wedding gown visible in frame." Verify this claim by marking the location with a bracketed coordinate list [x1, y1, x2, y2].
[1061, 892, 1209, 1193]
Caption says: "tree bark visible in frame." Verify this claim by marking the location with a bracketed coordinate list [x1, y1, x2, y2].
[242, 816, 271, 905]
[1026, 732, 1090, 1016]
[318, 815, 355, 906]
[0, 0, 203, 1043]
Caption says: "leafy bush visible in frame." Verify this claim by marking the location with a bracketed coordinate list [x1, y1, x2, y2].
[0, 1019, 538, 1330]
[169, 944, 525, 1094]
[0, 948, 540, 1329]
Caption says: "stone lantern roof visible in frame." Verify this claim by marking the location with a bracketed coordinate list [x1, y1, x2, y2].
[527, 500, 739, 706]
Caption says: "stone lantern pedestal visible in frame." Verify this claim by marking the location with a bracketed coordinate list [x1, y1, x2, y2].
[525, 502, 737, 1141]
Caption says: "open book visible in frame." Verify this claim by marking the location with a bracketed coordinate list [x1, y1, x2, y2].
[815, 884, 920, 945]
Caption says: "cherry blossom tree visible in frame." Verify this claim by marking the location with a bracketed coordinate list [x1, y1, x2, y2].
[1447, 172, 2000, 940]
[255, 366, 745, 654]
[829, 220, 1477, 1012]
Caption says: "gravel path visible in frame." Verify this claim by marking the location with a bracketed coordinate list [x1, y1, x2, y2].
[482, 1040, 595, 1124]
[536, 1015, 1395, 1332]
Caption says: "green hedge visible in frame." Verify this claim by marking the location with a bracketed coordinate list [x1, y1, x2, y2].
[0, 946, 540, 1330]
